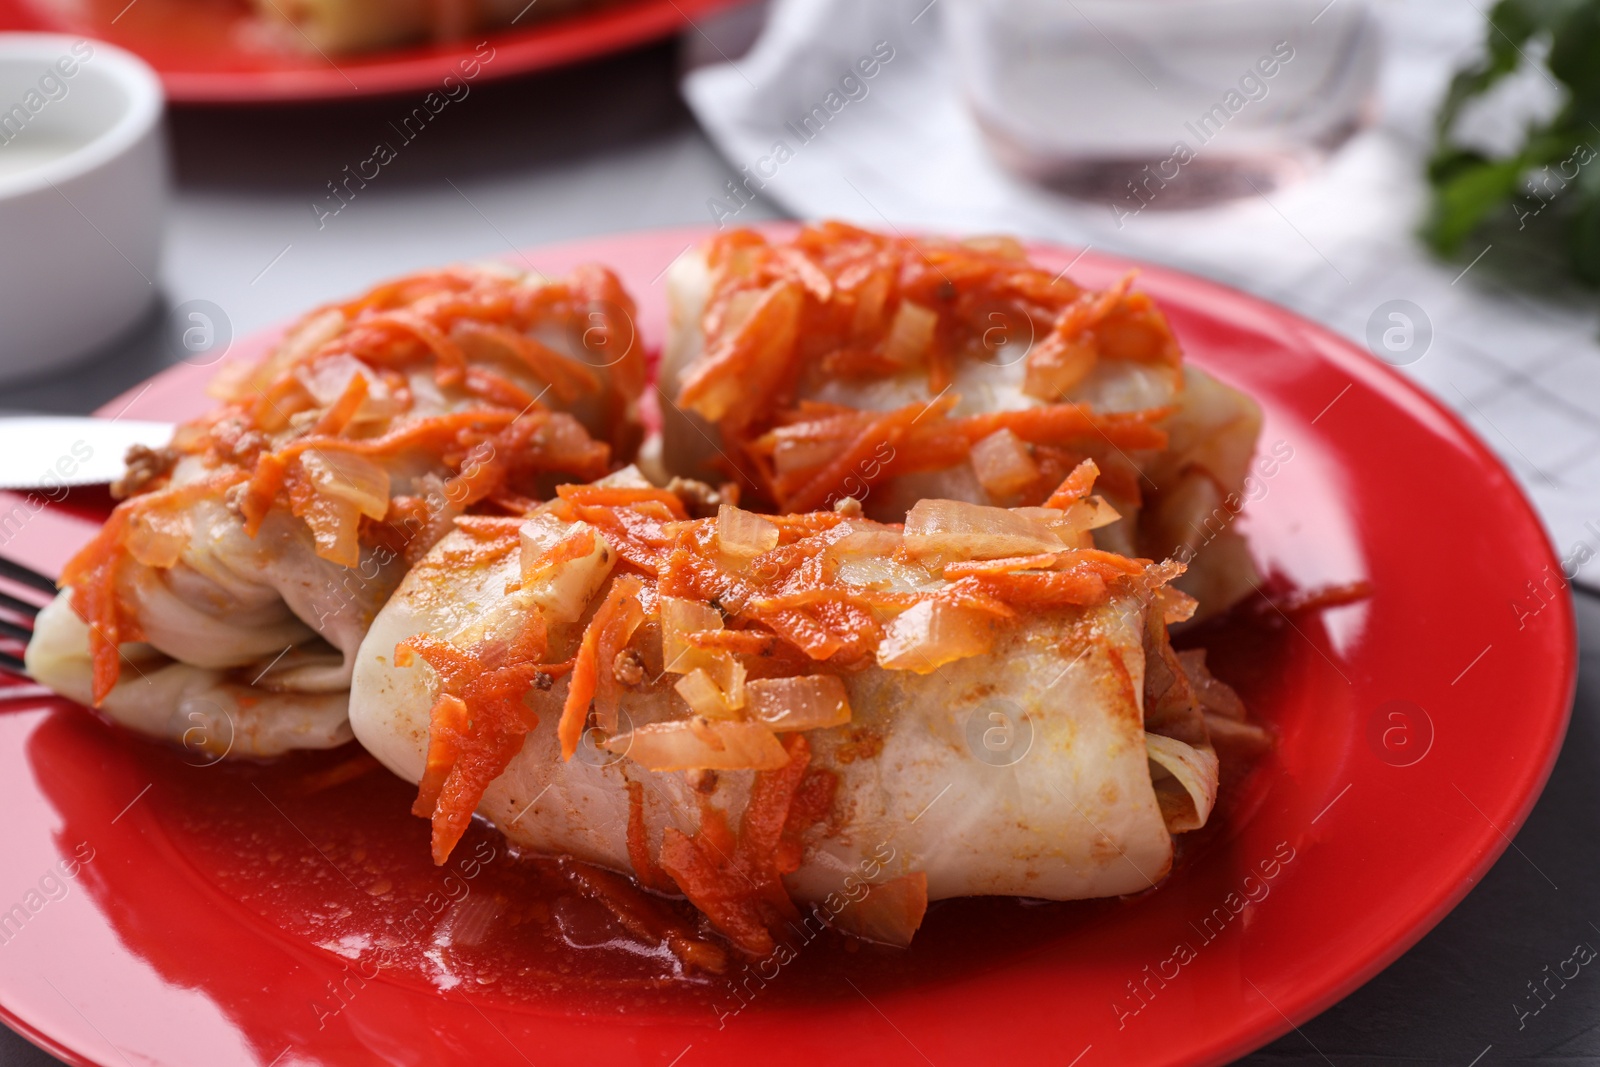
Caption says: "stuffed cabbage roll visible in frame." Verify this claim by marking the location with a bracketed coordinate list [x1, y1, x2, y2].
[658, 222, 1263, 615]
[27, 263, 646, 757]
[350, 464, 1266, 958]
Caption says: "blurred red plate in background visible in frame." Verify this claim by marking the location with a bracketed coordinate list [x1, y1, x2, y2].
[0, 227, 1575, 1066]
[0, 0, 742, 103]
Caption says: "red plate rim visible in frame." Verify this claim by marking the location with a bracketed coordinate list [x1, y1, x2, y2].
[0, 224, 1577, 1067]
[0, 0, 744, 103]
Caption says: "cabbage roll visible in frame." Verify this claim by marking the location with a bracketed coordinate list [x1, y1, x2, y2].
[350, 465, 1264, 957]
[658, 222, 1262, 615]
[27, 262, 646, 757]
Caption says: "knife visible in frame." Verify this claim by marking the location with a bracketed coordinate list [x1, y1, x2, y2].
[0, 416, 176, 492]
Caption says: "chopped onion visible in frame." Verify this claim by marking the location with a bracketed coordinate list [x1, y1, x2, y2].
[607, 719, 789, 771]
[596, 465, 654, 490]
[660, 596, 744, 696]
[705, 653, 745, 705]
[1012, 499, 1121, 532]
[295, 354, 396, 422]
[300, 449, 390, 520]
[824, 522, 926, 591]
[832, 496, 864, 517]
[745, 675, 851, 730]
[1011, 496, 1121, 549]
[770, 431, 846, 476]
[831, 871, 928, 948]
[877, 599, 996, 673]
[1145, 733, 1219, 833]
[717, 504, 780, 558]
[1022, 334, 1097, 401]
[1156, 586, 1199, 625]
[969, 428, 1040, 500]
[836, 553, 939, 594]
[883, 301, 938, 366]
[301, 491, 362, 567]
[1047, 496, 1122, 532]
[674, 665, 746, 719]
[661, 597, 724, 673]
[903, 498, 1065, 560]
[1075, 496, 1123, 529]
[394, 372, 444, 420]
[278, 309, 347, 368]
[684, 716, 722, 748]
[520, 519, 616, 623]
[125, 506, 190, 569]
[824, 522, 903, 561]
[825, 522, 913, 588]
[1142, 559, 1187, 590]
[518, 513, 568, 574]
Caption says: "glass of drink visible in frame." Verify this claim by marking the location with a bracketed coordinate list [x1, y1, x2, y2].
[942, 0, 1381, 210]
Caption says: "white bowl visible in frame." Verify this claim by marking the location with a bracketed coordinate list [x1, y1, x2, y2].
[0, 34, 167, 382]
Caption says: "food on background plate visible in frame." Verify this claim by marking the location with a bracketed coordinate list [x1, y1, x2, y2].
[253, 0, 602, 54]
[350, 464, 1269, 958]
[26, 263, 645, 757]
[659, 222, 1264, 615]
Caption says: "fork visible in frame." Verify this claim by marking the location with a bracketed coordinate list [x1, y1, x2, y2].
[0, 555, 59, 698]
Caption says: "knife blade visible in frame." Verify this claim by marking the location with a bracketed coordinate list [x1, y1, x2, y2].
[0, 417, 176, 492]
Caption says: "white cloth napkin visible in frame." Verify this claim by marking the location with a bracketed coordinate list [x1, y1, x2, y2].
[683, 0, 1600, 588]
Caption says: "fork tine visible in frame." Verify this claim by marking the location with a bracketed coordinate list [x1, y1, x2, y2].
[0, 589, 40, 618]
[0, 649, 27, 676]
[0, 557, 57, 596]
[0, 618, 30, 642]
[0, 683, 54, 705]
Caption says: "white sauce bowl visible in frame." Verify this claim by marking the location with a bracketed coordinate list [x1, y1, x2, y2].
[0, 34, 167, 382]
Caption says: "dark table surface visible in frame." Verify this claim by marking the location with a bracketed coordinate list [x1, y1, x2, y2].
[2, 30, 1597, 1067]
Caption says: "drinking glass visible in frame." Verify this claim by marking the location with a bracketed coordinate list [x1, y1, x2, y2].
[943, 0, 1381, 208]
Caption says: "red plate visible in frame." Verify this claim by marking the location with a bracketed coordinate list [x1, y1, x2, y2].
[0, 0, 742, 103]
[0, 227, 1575, 1067]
